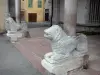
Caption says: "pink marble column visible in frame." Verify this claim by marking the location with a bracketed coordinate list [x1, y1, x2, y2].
[64, 0, 78, 36]
[15, 0, 21, 23]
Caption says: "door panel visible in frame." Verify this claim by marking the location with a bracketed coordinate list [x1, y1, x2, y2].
[28, 13, 37, 22]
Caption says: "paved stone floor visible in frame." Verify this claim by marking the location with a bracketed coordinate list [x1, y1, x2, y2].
[14, 27, 100, 75]
[0, 35, 42, 75]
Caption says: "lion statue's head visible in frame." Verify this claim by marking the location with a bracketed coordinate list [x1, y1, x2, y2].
[5, 13, 14, 26]
[44, 25, 67, 41]
[5, 16, 21, 32]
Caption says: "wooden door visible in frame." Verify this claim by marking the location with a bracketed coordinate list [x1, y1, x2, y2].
[28, 13, 37, 22]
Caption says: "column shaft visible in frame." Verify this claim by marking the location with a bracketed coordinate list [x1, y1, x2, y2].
[64, 0, 78, 36]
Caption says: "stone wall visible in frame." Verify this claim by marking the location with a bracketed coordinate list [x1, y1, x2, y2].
[0, 0, 7, 32]
[59, 0, 64, 22]
[51, 0, 88, 25]
[77, 0, 88, 25]
[52, 0, 59, 24]
[9, 0, 15, 17]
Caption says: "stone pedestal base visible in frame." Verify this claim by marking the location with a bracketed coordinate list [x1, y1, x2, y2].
[6, 31, 23, 43]
[41, 57, 83, 75]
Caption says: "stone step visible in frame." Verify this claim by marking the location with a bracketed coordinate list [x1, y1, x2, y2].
[70, 59, 100, 75]
[76, 25, 100, 33]
[70, 69, 100, 75]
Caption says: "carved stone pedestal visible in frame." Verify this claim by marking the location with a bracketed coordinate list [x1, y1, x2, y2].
[6, 31, 23, 43]
[42, 57, 83, 75]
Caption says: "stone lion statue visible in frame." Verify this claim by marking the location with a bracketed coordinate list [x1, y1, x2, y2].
[5, 13, 28, 33]
[5, 13, 21, 32]
[4, 13, 30, 42]
[44, 25, 88, 64]
[44, 25, 77, 64]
